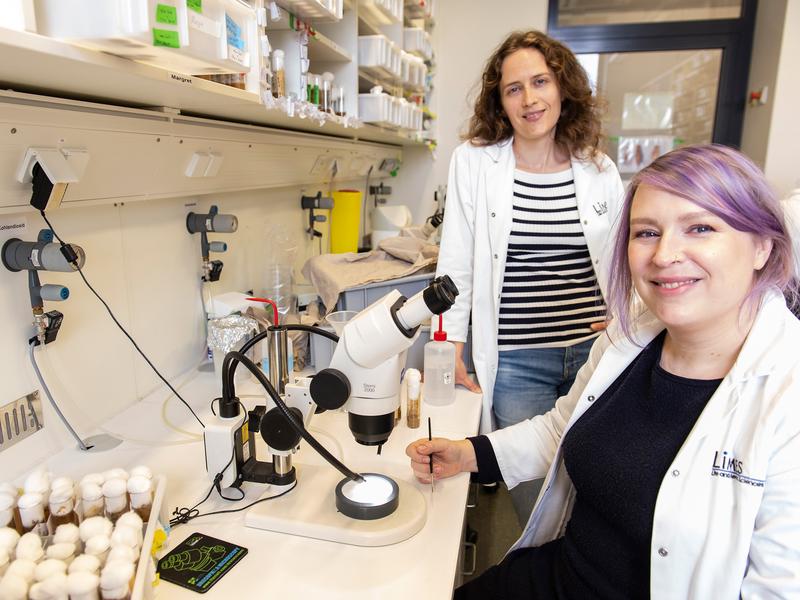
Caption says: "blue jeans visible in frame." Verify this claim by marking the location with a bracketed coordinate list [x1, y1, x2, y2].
[492, 339, 595, 527]
[492, 338, 595, 430]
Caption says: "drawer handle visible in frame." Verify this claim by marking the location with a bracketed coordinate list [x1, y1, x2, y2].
[461, 541, 477, 576]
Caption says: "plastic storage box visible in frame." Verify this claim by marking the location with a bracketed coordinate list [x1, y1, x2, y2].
[34, 0, 257, 76]
[404, 27, 432, 60]
[358, 34, 388, 69]
[359, 91, 392, 125]
[335, 272, 434, 311]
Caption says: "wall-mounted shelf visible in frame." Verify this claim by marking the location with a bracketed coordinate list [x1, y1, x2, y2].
[358, 0, 401, 26]
[307, 30, 353, 62]
[275, 0, 342, 22]
[267, 9, 352, 63]
[357, 13, 383, 36]
[0, 27, 421, 146]
[358, 69, 400, 94]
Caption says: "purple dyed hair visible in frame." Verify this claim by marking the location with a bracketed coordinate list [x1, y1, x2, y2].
[607, 144, 798, 341]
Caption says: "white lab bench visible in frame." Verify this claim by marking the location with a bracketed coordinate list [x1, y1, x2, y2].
[35, 370, 482, 599]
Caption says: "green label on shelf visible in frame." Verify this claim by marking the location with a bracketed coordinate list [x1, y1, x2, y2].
[153, 28, 180, 48]
[187, 0, 202, 13]
[156, 4, 178, 25]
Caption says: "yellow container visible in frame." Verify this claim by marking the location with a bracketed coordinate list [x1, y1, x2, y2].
[330, 189, 362, 253]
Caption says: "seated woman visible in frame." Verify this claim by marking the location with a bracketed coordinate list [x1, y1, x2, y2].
[407, 144, 800, 599]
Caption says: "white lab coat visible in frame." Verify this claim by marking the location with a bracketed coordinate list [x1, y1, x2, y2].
[435, 138, 625, 433]
[486, 290, 800, 599]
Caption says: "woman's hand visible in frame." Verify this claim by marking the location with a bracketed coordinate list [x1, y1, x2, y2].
[590, 320, 611, 332]
[454, 342, 481, 393]
[405, 437, 477, 483]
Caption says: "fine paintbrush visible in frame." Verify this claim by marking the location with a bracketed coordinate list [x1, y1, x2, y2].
[428, 417, 435, 496]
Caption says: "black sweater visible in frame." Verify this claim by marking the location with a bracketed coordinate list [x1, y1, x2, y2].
[464, 332, 721, 599]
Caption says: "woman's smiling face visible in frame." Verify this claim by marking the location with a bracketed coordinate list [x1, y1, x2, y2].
[499, 48, 562, 144]
[627, 185, 773, 335]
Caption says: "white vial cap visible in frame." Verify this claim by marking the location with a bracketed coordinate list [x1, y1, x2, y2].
[100, 560, 135, 595]
[126, 476, 151, 495]
[101, 479, 126, 498]
[7, 558, 38, 583]
[84, 535, 110, 557]
[80, 483, 103, 503]
[79, 517, 113, 543]
[67, 571, 100, 596]
[101, 469, 129, 482]
[115, 512, 143, 531]
[0, 573, 29, 600]
[34, 558, 67, 582]
[50, 477, 74, 492]
[17, 492, 43, 510]
[107, 544, 137, 565]
[53, 523, 80, 545]
[67, 554, 101, 575]
[110, 526, 140, 550]
[15, 533, 44, 561]
[79, 473, 104, 488]
[23, 470, 50, 494]
[46, 543, 77, 562]
[31, 573, 67, 600]
[0, 527, 21, 552]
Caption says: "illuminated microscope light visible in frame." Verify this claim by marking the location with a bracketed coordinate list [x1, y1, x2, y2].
[335, 473, 399, 520]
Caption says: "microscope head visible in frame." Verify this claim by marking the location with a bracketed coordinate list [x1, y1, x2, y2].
[310, 275, 459, 447]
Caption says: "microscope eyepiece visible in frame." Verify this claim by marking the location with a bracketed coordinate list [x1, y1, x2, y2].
[422, 275, 459, 315]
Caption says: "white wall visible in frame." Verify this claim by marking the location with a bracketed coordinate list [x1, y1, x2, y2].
[740, 0, 786, 173]
[761, 0, 800, 196]
[391, 0, 548, 224]
[0, 179, 360, 480]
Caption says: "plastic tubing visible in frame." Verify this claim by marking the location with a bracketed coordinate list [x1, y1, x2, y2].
[223, 350, 364, 483]
[28, 341, 90, 451]
[245, 297, 279, 326]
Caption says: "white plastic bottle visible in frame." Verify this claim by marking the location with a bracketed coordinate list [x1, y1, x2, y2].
[424, 315, 455, 406]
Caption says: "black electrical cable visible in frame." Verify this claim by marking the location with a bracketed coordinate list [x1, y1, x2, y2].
[231, 325, 338, 389]
[222, 350, 364, 483]
[170, 482, 297, 528]
[39, 210, 206, 430]
[281, 323, 339, 342]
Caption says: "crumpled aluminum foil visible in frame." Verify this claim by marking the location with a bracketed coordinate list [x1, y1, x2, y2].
[207, 315, 258, 353]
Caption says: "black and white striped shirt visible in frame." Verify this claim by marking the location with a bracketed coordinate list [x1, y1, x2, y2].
[498, 169, 606, 350]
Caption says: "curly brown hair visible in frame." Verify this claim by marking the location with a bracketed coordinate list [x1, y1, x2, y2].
[465, 30, 604, 160]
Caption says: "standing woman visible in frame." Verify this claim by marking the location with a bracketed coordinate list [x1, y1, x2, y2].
[437, 32, 624, 452]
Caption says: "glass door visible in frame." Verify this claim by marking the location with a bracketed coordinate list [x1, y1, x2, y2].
[578, 49, 722, 179]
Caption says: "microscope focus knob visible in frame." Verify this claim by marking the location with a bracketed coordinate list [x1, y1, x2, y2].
[260, 406, 303, 451]
[310, 368, 350, 411]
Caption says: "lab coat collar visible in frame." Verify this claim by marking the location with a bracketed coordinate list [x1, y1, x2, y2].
[481, 137, 513, 162]
[597, 290, 792, 442]
[604, 288, 790, 385]
[726, 288, 794, 381]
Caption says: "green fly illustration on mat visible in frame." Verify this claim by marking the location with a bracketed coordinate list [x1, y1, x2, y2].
[158, 533, 248, 594]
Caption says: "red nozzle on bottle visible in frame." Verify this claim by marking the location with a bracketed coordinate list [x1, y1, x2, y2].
[434, 314, 447, 341]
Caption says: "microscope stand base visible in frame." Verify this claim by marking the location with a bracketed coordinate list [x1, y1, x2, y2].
[244, 463, 426, 547]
